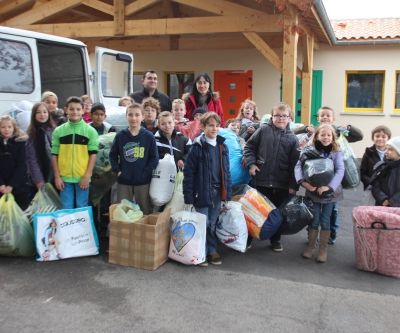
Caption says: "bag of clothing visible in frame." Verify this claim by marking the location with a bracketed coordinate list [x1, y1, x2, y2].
[239, 186, 282, 240]
[303, 158, 334, 187]
[0, 193, 35, 256]
[216, 201, 248, 252]
[150, 154, 177, 207]
[90, 132, 117, 206]
[164, 171, 185, 215]
[280, 196, 314, 235]
[168, 210, 207, 265]
[112, 199, 143, 223]
[337, 134, 360, 189]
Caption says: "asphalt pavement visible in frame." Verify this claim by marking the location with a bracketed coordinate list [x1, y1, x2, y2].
[1, 184, 399, 333]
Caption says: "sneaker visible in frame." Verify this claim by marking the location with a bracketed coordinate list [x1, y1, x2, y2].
[271, 242, 283, 252]
[198, 260, 208, 267]
[209, 253, 222, 265]
[328, 231, 336, 245]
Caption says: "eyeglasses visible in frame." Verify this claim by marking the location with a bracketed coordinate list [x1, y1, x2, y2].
[273, 114, 289, 119]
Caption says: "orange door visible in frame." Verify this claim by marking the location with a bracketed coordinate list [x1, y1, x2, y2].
[214, 70, 253, 121]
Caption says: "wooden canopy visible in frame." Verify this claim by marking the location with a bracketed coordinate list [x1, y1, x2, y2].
[0, 0, 331, 123]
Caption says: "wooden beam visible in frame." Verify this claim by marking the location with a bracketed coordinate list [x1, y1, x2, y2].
[243, 32, 282, 72]
[82, 0, 113, 16]
[172, 0, 270, 17]
[282, 14, 299, 110]
[311, 5, 332, 46]
[301, 34, 314, 124]
[2, 0, 83, 25]
[125, 0, 161, 16]
[0, 0, 33, 15]
[114, 0, 125, 36]
[12, 15, 283, 37]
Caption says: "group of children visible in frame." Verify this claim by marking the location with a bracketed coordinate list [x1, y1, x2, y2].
[1, 88, 399, 267]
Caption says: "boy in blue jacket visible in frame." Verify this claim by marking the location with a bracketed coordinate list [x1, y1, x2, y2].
[183, 112, 232, 266]
[109, 103, 159, 214]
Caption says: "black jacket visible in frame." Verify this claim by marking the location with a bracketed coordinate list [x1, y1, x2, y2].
[360, 145, 384, 189]
[244, 122, 299, 190]
[154, 130, 191, 168]
[0, 136, 27, 189]
[130, 88, 172, 112]
[293, 124, 363, 143]
[371, 159, 400, 207]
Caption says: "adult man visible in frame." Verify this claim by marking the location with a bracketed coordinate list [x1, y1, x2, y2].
[130, 70, 172, 112]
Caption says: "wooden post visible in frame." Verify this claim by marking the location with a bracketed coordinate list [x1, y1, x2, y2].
[282, 14, 298, 111]
[301, 34, 314, 124]
[114, 0, 125, 36]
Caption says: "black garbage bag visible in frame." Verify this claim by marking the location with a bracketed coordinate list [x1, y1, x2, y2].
[303, 158, 334, 187]
[280, 196, 314, 235]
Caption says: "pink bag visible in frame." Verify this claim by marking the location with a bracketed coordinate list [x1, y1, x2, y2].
[353, 206, 400, 278]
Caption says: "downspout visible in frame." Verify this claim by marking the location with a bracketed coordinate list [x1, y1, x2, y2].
[313, 0, 400, 45]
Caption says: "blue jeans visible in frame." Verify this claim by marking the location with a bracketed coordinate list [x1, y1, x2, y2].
[329, 203, 339, 234]
[195, 188, 221, 256]
[60, 182, 89, 209]
[310, 202, 335, 231]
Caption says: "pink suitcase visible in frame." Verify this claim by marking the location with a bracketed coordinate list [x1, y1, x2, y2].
[353, 206, 400, 278]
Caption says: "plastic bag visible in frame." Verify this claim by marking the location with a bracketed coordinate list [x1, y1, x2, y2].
[33, 206, 99, 261]
[280, 196, 314, 235]
[303, 158, 334, 187]
[216, 201, 248, 252]
[150, 154, 177, 207]
[90, 132, 117, 206]
[337, 134, 360, 189]
[219, 128, 251, 186]
[164, 171, 185, 214]
[0, 193, 35, 256]
[25, 183, 62, 223]
[168, 210, 207, 265]
[112, 199, 143, 223]
[239, 186, 282, 240]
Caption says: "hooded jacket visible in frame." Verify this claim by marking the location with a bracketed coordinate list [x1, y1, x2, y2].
[371, 159, 400, 207]
[183, 134, 232, 207]
[183, 92, 224, 124]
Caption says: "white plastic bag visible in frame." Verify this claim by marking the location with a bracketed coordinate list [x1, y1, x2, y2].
[216, 201, 248, 253]
[33, 207, 99, 261]
[150, 154, 177, 206]
[168, 210, 206, 265]
[164, 171, 184, 214]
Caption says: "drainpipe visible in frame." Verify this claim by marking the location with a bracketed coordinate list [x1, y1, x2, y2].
[313, 0, 400, 45]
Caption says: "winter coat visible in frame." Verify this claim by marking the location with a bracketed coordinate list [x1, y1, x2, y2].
[183, 92, 224, 124]
[371, 160, 400, 207]
[360, 145, 384, 189]
[244, 121, 299, 190]
[183, 134, 232, 207]
[293, 124, 363, 143]
[295, 149, 345, 203]
[154, 129, 191, 168]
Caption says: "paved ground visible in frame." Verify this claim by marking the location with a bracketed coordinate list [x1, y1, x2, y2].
[1, 184, 399, 333]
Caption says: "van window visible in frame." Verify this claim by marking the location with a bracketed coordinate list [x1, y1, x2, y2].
[0, 39, 34, 93]
[101, 53, 130, 97]
[38, 42, 86, 105]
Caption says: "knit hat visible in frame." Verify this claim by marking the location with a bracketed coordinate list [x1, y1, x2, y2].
[387, 136, 400, 156]
[192, 107, 206, 117]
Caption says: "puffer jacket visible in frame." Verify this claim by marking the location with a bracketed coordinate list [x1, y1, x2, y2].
[183, 134, 231, 207]
[371, 159, 400, 207]
[244, 121, 299, 190]
[360, 145, 384, 189]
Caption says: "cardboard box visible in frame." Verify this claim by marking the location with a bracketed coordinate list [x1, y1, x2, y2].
[108, 205, 171, 270]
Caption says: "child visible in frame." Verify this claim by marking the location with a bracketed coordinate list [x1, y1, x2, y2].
[244, 103, 299, 252]
[41, 91, 65, 126]
[226, 119, 241, 135]
[155, 111, 191, 170]
[360, 125, 391, 189]
[118, 96, 134, 107]
[141, 97, 160, 134]
[81, 94, 93, 123]
[89, 102, 116, 135]
[237, 99, 260, 141]
[109, 103, 159, 214]
[0, 115, 30, 209]
[371, 137, 400, 207]
[173, 99, 201, 140]
[183, 112, 232, 266]
[172, 99, 189, 124]
[51, 96, 99, 209]
[295, 124, 344, 263]
[26, 102, 55, 190]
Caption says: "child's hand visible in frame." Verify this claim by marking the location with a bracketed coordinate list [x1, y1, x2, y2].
[0, 185, 5, 194]
[79, 175, 90, 190]
[55, 177, 64, 191]
[306, 126, 315, 135]
[247, 126, 255, 134]
[177, 160, 184, 170]
[302, 182, 317, 192]
[249, 164, 260, 176]
[382, 199, 390, 206]
[317, 186, 330, 195]
[36, 182, 45, 190]
[3, 186, 13, 194]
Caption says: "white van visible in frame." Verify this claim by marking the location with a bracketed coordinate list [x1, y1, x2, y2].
[0, 26, 133, 116]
